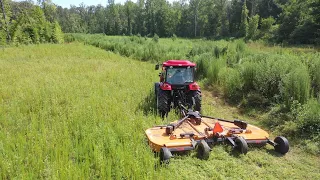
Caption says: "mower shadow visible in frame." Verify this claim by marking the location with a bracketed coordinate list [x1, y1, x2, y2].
[136, 89, 157, 116]
[227, 144, 285, 158]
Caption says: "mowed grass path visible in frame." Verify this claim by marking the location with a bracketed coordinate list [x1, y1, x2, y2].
[0, 44, 319, 179]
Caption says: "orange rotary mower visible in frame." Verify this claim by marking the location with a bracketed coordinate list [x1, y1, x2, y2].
[145, 111, 289, 164]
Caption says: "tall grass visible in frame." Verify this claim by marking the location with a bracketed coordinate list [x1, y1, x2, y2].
[65, 33, 320, 153]
[0, 44, 319, 179]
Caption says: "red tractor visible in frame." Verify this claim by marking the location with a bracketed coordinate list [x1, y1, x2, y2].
[155, 60, 201, 117]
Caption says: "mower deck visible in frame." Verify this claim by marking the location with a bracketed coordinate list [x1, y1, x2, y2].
[145, 111, 289, 163]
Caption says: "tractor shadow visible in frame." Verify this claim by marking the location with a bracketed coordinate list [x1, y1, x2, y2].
[136, 89, 157, 116]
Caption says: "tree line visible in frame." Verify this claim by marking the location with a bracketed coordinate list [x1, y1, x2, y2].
[56, 0, 319, 44]
[1, 0, 319, 45]
[0, 0, 64, 45]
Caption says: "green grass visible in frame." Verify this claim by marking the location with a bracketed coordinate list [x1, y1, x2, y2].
[0, 44, 319, 179]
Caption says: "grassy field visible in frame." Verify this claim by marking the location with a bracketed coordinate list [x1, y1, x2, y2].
[0, 44, 319, 179]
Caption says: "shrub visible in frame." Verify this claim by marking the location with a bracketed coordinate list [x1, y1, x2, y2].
[236, 40, 246, 52]
[309, 56, 320, 96]
[240, 61, 258, 92]
[206, 59, 226, 85]
[282, 66, 311, 107]
[195, 53, 211, 78]
[172, 34, 177, 41]
[52, 21, 64, 44]
[297, 99, 320, 137]
[218, 67, 243, 100]
[214, 46, 220, 58]
[152, 34, 159, 43]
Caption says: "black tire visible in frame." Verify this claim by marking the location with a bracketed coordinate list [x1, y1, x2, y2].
[235, 137, 248, 154]
[154, 83, 160, 97]
[274, 136, 289, 155]
[154, 83, 160, 109]
[157, 89, 171, 118]
[188, 90, 202, 112]
[196, 140, 210, 160]
[160, 147, 172, 164]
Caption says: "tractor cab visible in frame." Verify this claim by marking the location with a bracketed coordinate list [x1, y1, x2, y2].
[156, 60, 199, 90]
[165, 66, 194, 85]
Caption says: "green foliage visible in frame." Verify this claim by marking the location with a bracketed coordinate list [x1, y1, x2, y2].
[309, 56, 320, 96]
[276, 0, 318, 44]
[172, 34, 177, 41]
[52, 21, 64, 43]
[0, 30, 6, 45]
[0, 0, 12, 43]
[240, 61, 258, 92]
[207, 58, 226, 85]
[239, 0, 248, 37]
[259, 17, 276, 39]
[282, 66, 311, 107]
[247, 15, 259, 40]
[1, 38, 320, 178]
[297, 99, 320, 137]
[152, 33, 159, 43]
[214, 46, 220, 58]
[1, 1, 63, 45]
[218, 67, 242, 100]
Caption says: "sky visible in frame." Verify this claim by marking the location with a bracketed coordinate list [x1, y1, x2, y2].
[50, 0, 176, 8]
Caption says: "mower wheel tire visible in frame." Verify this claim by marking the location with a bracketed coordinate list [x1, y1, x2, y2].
[196, 140, 210, 160]
[274, 136, 289, 155]
[160, 147, 172, 164]
[235, 137, 248, 154]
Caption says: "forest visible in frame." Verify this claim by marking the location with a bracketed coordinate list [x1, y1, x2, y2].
[1, 0, 320, 45]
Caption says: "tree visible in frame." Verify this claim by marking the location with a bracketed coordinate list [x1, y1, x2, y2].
[0, 0, 11, 43]
[145, 0, 156, 36]
[247, 14, 259, 40]
[229, 0, 242, 37]
[37, 0, 56, 22]
[124, 0, 135, 35]
[239, 0, 249, 37]
[134, 0, 146, 36]
[190, 0, 200, 37]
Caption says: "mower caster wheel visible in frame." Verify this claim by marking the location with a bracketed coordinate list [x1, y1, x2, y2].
[160, 147, 172, 164]
[274, 136, 289, 155]
[235, 137, 248, 154]
[196, 140, 210, 160]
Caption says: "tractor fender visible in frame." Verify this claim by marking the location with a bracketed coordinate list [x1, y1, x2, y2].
[160, 82, 172, 91]
[189, 82, 200, 91]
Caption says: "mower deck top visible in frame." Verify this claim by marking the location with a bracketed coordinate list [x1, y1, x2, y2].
[146, 117, 269, 152]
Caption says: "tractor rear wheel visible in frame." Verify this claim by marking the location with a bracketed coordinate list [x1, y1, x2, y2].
[188, 90, 202, 112]
[157, 89, 170, 118]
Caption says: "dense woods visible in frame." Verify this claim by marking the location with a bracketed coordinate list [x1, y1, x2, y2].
[1, 0, 319, 45]
[0, 0, 64, 45]
[57, 0, 319, 44]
